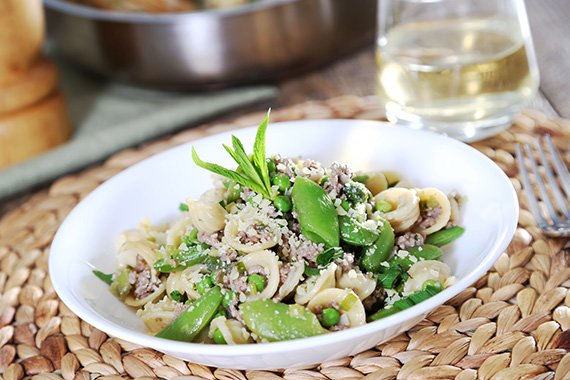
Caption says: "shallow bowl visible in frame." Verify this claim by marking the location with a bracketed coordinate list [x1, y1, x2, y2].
[50, 119, 518, 369]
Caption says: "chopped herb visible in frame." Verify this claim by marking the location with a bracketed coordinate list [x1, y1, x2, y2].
[304, 265, 322, 277]
[352, 175, 369, 183]
[316, 247, 344, 266]
[93, 270, 113, 285]
[170, 290, 185, 302]
[178, 202, 189, 212]
[192, 111, 274, 199]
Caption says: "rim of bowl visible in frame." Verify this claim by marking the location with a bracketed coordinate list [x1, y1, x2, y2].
[44, 0, 301, 23]
[50, 119, 519, 357]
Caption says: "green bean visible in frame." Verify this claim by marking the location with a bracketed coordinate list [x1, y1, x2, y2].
[240, 300, 327, 342]
[156, 286, 222, 342]
[359, 218, 395, 273]
[291, 177, 339, 247]
[339, 216, 378, 246]
[425, 226, 465, 247]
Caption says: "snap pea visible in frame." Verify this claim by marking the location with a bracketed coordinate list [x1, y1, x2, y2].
[339, 216, 378, 246]
[425, 226, 465, 247]
[156, 286, 222, 342]
[368, 284, 443, 321]
[359, 218, 395, 273]
[291, 177, 339, 247]
[240, 300, 327, 342]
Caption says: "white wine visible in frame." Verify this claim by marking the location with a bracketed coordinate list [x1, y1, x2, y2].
[376, 18, 539, 136]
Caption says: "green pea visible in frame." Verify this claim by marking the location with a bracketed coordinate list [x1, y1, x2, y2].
[212, 328, 227, 344]
[195, 275, 214, 295]
[109, 269, 132, 301]
[247, 274, 266, 292]
[240, 300, 327, 342]
[359, 218, 395, 273]
[274, 195, 292, 212]
[424, 226, 465, 247]
[156, 286, 222, 342]
[320, 307, 340, 328]
[291, 177, 339, 247]
[338, 216, 379, 246]
[272, 174, 291, 192]
[375, 200, 393, 213]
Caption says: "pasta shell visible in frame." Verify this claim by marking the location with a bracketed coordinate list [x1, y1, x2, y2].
[209, 316, 252, 344]
[223, 218, 280, 253]
[125, 283, 165, 307]
[275, 261, 305, 301]
[374, 188, 420, 233]
[307, 288, 366, 328]
[240, 250, 280, 301]
[117, 240, 158, 268]
[414, 188, 452, 235]
[165, 264, 208, 301]
[186, 199, 227, 234]
[295, 263, 337, 305]
[403, 260, 450, 294]
[336, 268, 376, 300]
[136, 297, 179, 334]
[165, 213, 193, 247]
[364, 172, 389, 195]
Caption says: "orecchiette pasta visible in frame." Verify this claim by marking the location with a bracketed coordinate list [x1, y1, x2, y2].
[295, 263, 337, 305]
[165, 213, 193, 247]
[363, 172, 388, 195]
[186, 198, 227, 234]
[125, 283, 165, 307]
[240, 250, 280, 300]
[223, 218, 280, 253]
[117, 240, 158, 268]
[208, 316, 252, 344]
[165, 264, 208, 301]
[414, 188, 451, 235]
[275, 261, 305, 301]
[307, 288, 366, 328]
[136, 297, 179, 334]
[336, 268, 376, 300]
[374, 187, 420, 233]
[403, 260, 451, 294]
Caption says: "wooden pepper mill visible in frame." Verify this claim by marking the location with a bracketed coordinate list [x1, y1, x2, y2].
[0, 0, 71, 169]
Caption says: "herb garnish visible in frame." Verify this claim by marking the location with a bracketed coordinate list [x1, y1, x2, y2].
[192, 111, 273, 199]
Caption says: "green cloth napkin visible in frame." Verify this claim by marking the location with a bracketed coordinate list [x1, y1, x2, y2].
[0, 65, 277, 201]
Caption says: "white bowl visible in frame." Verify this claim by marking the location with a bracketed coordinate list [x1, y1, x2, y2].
[50, 120, 518, 370]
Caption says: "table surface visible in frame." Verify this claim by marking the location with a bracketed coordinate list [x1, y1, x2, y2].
[275, 0, 567, 120]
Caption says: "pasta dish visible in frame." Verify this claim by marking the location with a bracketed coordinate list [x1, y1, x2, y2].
[93, 113, 464, 344]
[69, 0, 259, 12]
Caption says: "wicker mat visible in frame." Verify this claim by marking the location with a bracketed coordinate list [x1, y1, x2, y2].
[0, 96, 569, 380]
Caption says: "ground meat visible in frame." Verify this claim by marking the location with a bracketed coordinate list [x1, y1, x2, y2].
[336, 252, 355, 273]
[228, 301, 245, 324]
[238, 224, 272, 245]
[222, 271, 248, 293]
[324, 162, 353, 198]
[198, 231, 221, 247]
[218, 245, 238, 263]
[274, 155, 296, 177]
[131, 256, 159, 299]
[247, 265, 266, 276]
[173, 302, 187, 318]
[280, 231, 324, 262]
[417, 206, 442, 229]
[279, 263, 292, 285]
[329, 323, 349, 332]
[363, 287, 387, 312]
[396, 232, 425, 249]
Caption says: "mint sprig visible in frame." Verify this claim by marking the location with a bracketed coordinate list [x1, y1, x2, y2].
[192, 111, 273, 199]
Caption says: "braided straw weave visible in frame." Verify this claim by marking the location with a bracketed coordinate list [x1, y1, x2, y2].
[0, 96, 569, 380]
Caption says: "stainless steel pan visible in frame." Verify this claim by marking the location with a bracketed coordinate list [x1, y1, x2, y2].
[44, 0, 377, 89]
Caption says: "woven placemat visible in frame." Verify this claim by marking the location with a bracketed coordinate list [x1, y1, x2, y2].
[0, 96, 569, 380]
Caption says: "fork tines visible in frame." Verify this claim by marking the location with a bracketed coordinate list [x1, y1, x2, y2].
[515, 135, 570, 237]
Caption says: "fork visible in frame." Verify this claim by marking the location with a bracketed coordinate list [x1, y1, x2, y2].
[515, 135, 570, 237]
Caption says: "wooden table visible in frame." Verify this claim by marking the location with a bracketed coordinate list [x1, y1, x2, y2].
[276, 0, 567, 120]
